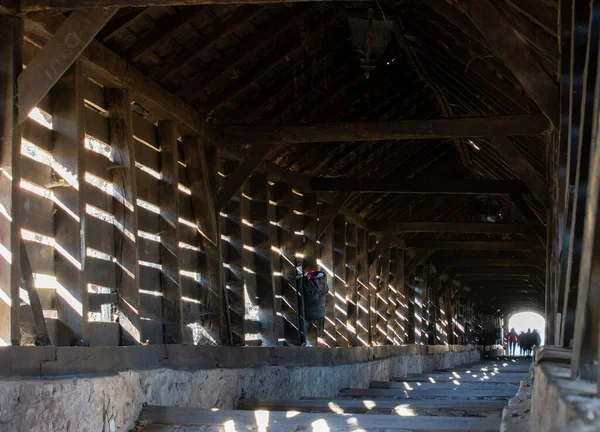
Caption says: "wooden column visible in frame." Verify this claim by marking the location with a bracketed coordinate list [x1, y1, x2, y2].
[52, 62, 88, 345]
[319, 204, 335, 347]
[157, 121, 183, 344]
[0, 16, 22, 346]
[333, 214, 347, 346]
[356, 227, 370, 346]
[345, 223, 359, 347]
[241, 174, 276, 346]
[377, 246, 391, 344]
[368, 235, 379, 344]
[220, 159, 244, 346]
[395, 250, 406, 344]
[387, 248, 402, 345]
[106, 88, 141, 344]
[301, 192, 319, 345]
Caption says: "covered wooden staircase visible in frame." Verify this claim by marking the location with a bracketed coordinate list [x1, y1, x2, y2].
[135, 358, 530, 431]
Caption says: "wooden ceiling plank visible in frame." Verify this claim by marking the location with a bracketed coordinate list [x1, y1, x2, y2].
[411, 241, 533, 251]
[147, 6, 263, 82]
[458, 0, 559, 127]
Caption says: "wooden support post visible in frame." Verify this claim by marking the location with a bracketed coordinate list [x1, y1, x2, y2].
[356, 227, 370, 346]
[387, 248, 400, 345]
[241, 175, 277, 346]
[333, 214, 347, 347]
[301, 192, 319, 345]
[0, 16, 22, 346]
[182, 136, 218, 246]
[51, 62, 88, 345]
[368, 236, 394, 267]
[345, 223, 358, 347]
[367, 235, 379, 344]
[220, 160, 243, 346]
[157, 121, 183, 344]
[18, 8, 118, 123]
[376, 246, 391, 345]
[290, 189, 306, 345]
[319, 211, 336, 347]
[106, 87, 142, 344]
[217, 145, 271, 211]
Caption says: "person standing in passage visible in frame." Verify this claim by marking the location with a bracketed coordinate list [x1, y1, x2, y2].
[507, 327, 519, 356]
[522, 328, 533, 356]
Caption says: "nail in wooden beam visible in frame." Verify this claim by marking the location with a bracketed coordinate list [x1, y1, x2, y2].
[18, 8, 117, 123]
[52, 62, 88, 345]
[0, 16, 22, 346]
[20, 239, 51, 346]
[158, 121, 183, 344]
[106, 87, 142, 344]
[217, 145, 272, 211]
[316, 192, 351, 241]
[182, 136, 218, 246]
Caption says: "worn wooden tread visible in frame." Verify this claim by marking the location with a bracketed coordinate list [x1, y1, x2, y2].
[237, 398, 508, 412]
[370, 381, 520, 390]
[340, 388, 515, 399]
[140, 406, 502, 431]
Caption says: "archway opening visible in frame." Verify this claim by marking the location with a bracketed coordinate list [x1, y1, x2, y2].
[508, 311, 545, 356]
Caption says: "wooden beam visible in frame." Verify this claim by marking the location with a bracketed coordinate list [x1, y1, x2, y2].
[439, 258, 544, 269]
[20, 239, 51, 346]
[504, 0, 557, 37]
[0, 16, 22, 346]
[217, 115, 548, 146]
[316, 192, 351, 241]
[17, 0, 364, 11]
[412, 241, 533, 251]
[405, 249, 433, 276]
[18, 8, 117, 123]
[106, 87, 142, 344]
[369, 221, 529, 234]
[458, 0, 559, 127]
[217, 145, 272, 211]
[491, 137, 550, 207]
[452, 267, 543, 276]
[311, 178, 530, 195]
[182, 136, 218, 246]
[157, 121, 183, 344]
[52, 62, 88, 345]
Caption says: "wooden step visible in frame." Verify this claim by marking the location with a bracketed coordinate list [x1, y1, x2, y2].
[396, 376, 524, 384]
[370, 381, 520, 390]
[238, 397, 508, 413]
[340, 387, 515, 399]
[139, 405, 503, 431]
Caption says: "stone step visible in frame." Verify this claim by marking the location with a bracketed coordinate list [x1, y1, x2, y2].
[139, 405, 503, 431]
[339, 387, 515, 399]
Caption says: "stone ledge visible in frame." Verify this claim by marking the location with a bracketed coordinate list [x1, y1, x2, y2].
[0, 344, 477, 378]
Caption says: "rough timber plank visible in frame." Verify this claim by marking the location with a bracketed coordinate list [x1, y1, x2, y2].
[339, 387, 516, 398]
[217, 115, 549, 146]
[0, 16, 22, 346]
[106, 87, 142, 344]
[237, 398, 508, 412]
[18, 8, 117, 123]
[139, 406, 502, 431]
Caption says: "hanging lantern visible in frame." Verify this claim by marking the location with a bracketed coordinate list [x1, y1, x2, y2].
[348, 8, 394, 78]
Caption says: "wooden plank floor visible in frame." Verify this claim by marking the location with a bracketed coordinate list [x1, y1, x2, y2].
[136, 358, 530, 431]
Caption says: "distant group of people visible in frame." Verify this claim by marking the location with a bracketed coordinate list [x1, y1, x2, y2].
[506, 328, 541, 356]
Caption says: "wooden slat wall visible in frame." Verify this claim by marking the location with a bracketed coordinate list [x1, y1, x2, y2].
[4, 42, 497, 349]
